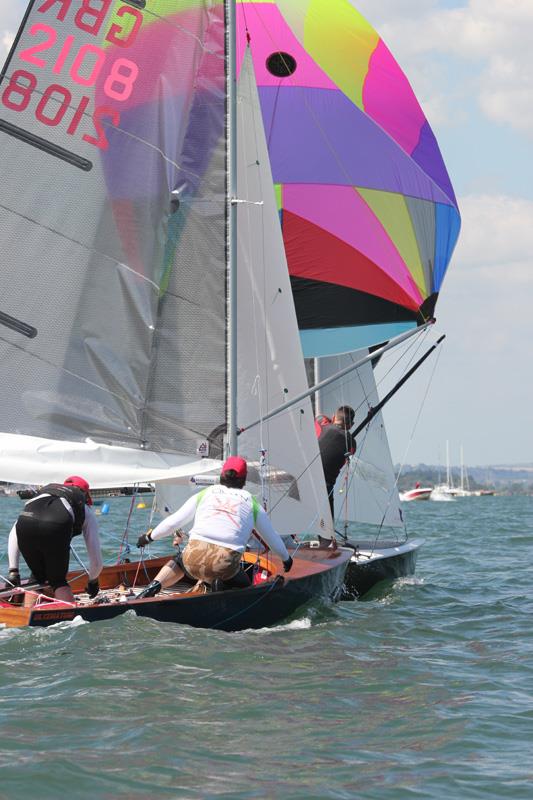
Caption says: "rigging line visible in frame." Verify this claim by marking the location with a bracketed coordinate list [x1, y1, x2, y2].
[317, 328, 429, 435]
[116, 491, 138, 564]
[370, 339, 437, 543]
[241, 0, 251, 38]
[0, 202, 160, 294]
[331, 347, 423, 545]
[268, 447, 332, 531]
[372, 327, 431, 398]
[70, 544, 88, 575]
[395, 342, 444, 490]
[350, 331, 442, 543]
[245, 333, 433, 522]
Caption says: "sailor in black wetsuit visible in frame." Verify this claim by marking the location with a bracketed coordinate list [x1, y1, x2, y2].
[8, 476, 103, 603]
[317, 406, 356, 519]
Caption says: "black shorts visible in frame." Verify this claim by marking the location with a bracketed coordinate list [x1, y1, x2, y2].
[16, 497, 74, 590]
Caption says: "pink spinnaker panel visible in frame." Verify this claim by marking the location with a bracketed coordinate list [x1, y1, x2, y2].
[363, 40, 426, 156]
[236, 4, 337, 90]
[284, 184, 423, 305]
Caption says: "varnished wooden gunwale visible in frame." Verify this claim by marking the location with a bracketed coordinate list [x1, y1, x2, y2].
[0, 545, 352, 630]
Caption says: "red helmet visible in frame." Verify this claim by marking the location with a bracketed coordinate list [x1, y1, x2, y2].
[64, 475, 93, 505]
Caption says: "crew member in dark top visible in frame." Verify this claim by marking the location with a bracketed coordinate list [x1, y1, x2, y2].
[7, 476, 103, 603]
[317, 406, 356, 518]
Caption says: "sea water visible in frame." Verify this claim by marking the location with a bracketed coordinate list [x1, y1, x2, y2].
[0, 495, 532, 799]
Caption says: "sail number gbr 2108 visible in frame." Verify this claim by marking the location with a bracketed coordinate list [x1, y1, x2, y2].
[1, 0, 146, 152]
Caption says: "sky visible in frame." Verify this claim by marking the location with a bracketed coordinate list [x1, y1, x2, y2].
[1, 1, 532, 468]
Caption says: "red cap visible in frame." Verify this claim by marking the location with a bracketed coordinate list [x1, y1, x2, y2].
[64, 475, 93, 505]
[221, 456, 247, 479]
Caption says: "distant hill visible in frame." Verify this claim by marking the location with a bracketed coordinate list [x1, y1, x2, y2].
[396, 463, 533, 494]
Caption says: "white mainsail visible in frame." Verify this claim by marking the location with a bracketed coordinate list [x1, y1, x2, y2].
[0, 8, 331, 541]
[0, 2, 227, 456]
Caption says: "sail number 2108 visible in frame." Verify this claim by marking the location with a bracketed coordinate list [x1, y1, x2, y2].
[1, 0, 145, 151]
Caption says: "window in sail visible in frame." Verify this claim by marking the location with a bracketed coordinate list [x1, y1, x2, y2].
[266, 52, 297, 78]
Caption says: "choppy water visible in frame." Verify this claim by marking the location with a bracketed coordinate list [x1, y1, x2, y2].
[1, 495, 532, 799]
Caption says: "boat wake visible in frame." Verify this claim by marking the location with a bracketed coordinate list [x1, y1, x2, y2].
[239, 617, 313, 635]
[395, 576, 425, 588]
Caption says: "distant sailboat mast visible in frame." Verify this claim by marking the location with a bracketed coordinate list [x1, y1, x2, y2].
[446, 440, 453, 489]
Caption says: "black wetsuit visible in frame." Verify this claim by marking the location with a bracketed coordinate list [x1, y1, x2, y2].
[15, 484, 86, 590]
[318, 425, 356, 516]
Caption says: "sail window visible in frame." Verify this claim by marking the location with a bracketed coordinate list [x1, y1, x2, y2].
[266, 52, 297, 78]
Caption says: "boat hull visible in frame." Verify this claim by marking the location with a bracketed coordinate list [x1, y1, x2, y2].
[0, 548, 352, 632]
[342, 539, 423, 599]
[400, 488, 432, 501]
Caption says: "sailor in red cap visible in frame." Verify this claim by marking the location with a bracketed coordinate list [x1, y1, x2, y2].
[136, 456, 293, 597]
[7, 476, 103, 603]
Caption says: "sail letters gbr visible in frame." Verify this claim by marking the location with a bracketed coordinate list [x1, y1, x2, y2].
[1, 0, 145, 152]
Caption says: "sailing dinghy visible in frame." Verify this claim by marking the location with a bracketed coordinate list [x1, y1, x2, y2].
[0, 0, 351, 629]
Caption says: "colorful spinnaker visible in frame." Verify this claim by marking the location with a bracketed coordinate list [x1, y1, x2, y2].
[237, 0, 461, 356]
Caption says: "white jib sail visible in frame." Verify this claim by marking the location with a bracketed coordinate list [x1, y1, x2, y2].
[235, 50, 333, 539]
[316, 351, 403, 529]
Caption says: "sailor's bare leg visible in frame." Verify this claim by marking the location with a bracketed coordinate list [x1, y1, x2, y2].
[136, 559, 184, 599]
[153, 560, 184, 588]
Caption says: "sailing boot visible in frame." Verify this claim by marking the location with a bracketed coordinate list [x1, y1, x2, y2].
[7, 569, 20, 587]
[136, 580, 162, 599]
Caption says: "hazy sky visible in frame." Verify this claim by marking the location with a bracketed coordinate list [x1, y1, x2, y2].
[1, 1, 531, 467]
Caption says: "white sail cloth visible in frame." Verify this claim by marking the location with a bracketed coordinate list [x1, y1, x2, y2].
[315, 351, 403, 529]
[0, 433, 220, 490]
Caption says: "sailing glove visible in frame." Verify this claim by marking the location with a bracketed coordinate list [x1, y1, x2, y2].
[86, 579, 99, 599]
[282, 556, 293, 573]
[7, 568, 20, 587]
[136, 531, 153, 548]
[17, 488, 38, 500]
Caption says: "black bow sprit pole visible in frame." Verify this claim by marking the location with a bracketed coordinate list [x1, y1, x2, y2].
[352, 335, 446, 438]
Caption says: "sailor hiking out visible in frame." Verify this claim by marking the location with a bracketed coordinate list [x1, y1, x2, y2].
[8, 476, 103, 603]
[137, 456, 293, 597]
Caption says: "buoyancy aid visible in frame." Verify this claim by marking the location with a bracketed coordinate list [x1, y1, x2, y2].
[39, 483, 86, 535]
[314, 414, 332, 438]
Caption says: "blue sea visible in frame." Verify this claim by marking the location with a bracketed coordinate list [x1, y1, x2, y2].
[0, 495, 532, 799]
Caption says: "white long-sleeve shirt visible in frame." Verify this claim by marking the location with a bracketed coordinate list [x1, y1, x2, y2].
[8, 495, 103, 580]
[150, 485, 290, 561]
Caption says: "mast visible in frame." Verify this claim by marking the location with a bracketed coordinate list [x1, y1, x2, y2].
[226, 0, 238, 457]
